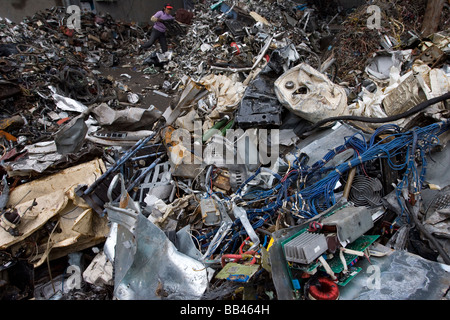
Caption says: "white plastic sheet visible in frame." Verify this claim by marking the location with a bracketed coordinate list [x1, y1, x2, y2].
[274, 63, 348, 124]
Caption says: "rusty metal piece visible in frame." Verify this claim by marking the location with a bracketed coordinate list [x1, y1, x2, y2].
[0, 130, 17, 142]
[0, 115, 24, 130]
[213, 169, 231, 192]
[0, 82, 22, 100]
[0, 59, 14, 73]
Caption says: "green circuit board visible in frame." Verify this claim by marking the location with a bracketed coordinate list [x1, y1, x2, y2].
[337, 267, 362, 286]
[324, 235, 380, 274]
[282, 202, 380, 291]
[286, 234, 380, 288]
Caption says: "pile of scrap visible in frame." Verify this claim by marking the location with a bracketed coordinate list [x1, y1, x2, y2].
[0, 0, 449, 301]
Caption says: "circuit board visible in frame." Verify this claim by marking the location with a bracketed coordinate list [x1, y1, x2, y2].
[323, 235, 380, 274]
[337, 267, 362, 286]
[280, 202, 350, 249]
[281, 201, 380, 292]
[285, 234, 380, 289]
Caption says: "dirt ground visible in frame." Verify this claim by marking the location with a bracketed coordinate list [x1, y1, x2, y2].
[97, 52, 174, 113]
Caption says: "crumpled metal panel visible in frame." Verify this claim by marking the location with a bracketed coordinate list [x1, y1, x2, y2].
[104, 174, 208, 300]
[49, 86, 89, 113]
[112, 212, 208, 300]
[92, 103, 162, 131]
[175, 225, 203, 261]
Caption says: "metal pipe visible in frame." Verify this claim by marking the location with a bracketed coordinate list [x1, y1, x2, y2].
[131, 151, 166, 162]
[82, 132, 158, 196]
[343, 167, 357, 199]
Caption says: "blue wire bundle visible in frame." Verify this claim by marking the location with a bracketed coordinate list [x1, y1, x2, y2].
[196, 119, 450, 256]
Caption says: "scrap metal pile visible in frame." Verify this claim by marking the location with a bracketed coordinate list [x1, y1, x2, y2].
[0, 0, 450, 301]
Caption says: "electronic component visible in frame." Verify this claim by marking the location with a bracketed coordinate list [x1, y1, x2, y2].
[215, 262, 260, 283]
[200, 198, 222, 226]
[283, 232, 328, 264]
[212, 168, 231, 193]
[348, 176, 383, 207]
[282, 202, 380, 295]
[319, 235, 380, 283]
[321, 206, 374, 245]
[307, 277, 340, 300]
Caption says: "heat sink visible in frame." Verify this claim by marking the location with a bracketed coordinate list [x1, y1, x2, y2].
[283, 232, 328, 264]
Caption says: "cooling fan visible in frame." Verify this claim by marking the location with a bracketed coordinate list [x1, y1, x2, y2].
[349, 175, 383, 207]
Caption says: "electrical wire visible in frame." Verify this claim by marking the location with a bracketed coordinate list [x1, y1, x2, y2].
[197, 113, 450, 259]
[297, 92, 450, 137]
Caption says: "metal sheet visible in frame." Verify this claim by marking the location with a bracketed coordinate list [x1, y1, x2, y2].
[111, 212, 208, 300]
[339, 248, 450, 300]
[49, 86, 88, 113]
[104, 174, 208, 300]
[175, 225, 203, 261]
[288, 122, 370, 168]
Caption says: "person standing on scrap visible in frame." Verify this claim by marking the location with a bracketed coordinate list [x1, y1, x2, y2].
[139, 4, 175, 53]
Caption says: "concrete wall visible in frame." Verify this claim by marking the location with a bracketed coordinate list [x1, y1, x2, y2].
[0, 0, 63, 22]
[339, 0, 366, 9]
[0, 0, 185, 24]
[0, 0, 365, 24]
[76, 0, 185, 24]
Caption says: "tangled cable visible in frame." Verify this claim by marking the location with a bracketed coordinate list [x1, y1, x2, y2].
[196, 118, 450, 259]
[58, 66, 101, 105]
